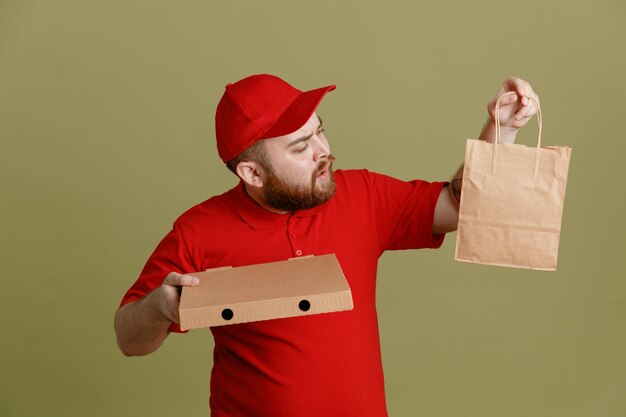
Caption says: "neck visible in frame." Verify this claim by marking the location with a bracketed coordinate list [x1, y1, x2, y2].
[242, 183, 289, 215]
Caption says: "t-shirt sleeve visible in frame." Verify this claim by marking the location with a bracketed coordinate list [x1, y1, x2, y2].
[119, 221, 197, 333]
[368, 171, 447, 252]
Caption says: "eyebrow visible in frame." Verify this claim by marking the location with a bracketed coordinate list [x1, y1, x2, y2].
[286, 116, 324, 148]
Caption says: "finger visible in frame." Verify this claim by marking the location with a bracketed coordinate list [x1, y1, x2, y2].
[181, 274, 200, 286]
[515, 102, 537, 120]
[522, 82, 541, 109]
[521, 95, 529, 107]
[528, 92, 541, 110]
[502, 93, 519, 105]
[503, 76, 525, 96]
[503, 76, 534, 106]
[515, 105, 533, 120]
[163, 272, 199, 287]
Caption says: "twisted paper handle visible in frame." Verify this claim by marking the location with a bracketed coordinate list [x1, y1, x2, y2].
[494, 91, 542, 147]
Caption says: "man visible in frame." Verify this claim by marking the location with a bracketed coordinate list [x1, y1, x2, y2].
[115, 74, 538, 416]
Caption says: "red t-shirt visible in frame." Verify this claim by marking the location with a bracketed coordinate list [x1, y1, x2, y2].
[121, 169, 445, 417]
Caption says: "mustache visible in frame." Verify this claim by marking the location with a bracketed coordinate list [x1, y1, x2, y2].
[315, 154, 336, 175]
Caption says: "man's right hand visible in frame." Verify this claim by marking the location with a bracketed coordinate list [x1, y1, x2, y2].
[152, 272, 200, 324]
[114, 272, 199, 356]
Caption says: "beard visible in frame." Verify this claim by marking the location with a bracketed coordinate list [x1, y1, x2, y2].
[262, 155, 336, 212]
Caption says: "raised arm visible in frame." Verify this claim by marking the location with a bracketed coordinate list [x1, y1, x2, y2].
[432, 76, 540, 234]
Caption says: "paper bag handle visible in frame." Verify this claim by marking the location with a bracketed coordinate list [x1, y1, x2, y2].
[495, 91, 542, 147]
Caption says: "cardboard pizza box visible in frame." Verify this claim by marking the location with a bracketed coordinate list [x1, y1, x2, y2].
[179, 253, 353, 330]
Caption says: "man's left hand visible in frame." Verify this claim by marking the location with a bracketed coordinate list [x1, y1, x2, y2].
[481, 76, 540, 144]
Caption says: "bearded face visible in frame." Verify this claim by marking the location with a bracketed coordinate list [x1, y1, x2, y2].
[261, 155, 336, 212]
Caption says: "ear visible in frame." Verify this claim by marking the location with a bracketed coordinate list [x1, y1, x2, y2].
[236, 161, 265, 188]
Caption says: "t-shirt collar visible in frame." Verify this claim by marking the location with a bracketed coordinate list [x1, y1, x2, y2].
[232, 181, 330, 229]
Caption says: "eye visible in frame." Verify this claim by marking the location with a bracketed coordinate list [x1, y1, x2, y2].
[293, 143, 308, 154]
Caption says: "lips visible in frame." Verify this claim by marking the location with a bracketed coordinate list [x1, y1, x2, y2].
[316, 163, 331, 179]
[313, 155, 335, 182]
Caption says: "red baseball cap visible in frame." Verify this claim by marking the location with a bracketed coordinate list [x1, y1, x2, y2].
[215, 74, 336, 163]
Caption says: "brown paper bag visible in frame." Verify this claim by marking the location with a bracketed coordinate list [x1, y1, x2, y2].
[455, 92, 572, 270]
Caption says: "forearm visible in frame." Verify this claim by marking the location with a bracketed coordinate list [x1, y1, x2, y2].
[114, 289, 172, 357]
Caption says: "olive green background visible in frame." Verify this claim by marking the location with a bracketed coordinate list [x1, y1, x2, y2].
[1, 1, 624, 416]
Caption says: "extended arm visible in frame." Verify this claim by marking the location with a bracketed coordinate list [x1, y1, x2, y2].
[114, 272, 199, 356]
[432, 76, 540, 234]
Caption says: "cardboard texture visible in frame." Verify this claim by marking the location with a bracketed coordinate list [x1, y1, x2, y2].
[455, 93, 572, 270]
[179, 254, 353, 329]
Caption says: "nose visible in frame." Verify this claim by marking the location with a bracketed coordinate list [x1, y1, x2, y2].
[311, 133, 330, 162]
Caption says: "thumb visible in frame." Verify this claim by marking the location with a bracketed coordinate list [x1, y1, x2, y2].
[163, 272, 200, 287]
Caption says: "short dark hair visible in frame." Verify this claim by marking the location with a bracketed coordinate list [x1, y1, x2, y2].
[225, 140, 270, 175]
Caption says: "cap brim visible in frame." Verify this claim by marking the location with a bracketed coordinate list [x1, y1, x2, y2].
[260, 85, 336, 139]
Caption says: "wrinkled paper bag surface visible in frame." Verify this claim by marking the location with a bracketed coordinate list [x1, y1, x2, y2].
[455, 94, 572, 270]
